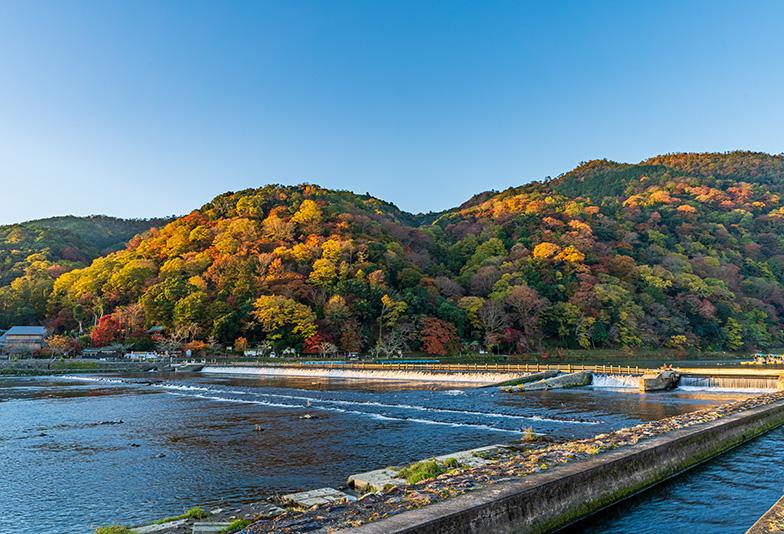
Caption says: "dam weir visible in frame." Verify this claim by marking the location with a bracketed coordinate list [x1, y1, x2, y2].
[202, 362, 784, 392]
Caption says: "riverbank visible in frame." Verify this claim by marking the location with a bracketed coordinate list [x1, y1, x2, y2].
[8, 372, 755, 533]
[242, 391, 784, 533]
[0, 358, 154, 376]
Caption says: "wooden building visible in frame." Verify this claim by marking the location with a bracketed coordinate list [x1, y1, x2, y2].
[0, 326, 48, 354]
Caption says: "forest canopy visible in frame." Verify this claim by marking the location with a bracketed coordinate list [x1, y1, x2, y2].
[7, 152, 784, 356]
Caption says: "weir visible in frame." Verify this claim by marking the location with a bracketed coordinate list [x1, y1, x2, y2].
[202, 365, 528, 385]
[202, 363, 784, 392]
[590, 373, 640, 389]
[680, 375, 780, 392]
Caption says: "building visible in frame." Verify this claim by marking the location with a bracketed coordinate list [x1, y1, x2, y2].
[126, 351, 161, 361]
[0, 326, 48, 354]
[81, 345, 123, 359]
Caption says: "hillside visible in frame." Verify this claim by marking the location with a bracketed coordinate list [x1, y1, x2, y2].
[39, 152, 784, 355]
[0, 215, 170, 328]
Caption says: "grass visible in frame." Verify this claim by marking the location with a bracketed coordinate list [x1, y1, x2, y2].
[95, 527, 132, 534]
[153, 506, 209, 524]
[50, 359, 100, 370]
[522, 426, 538, 442]
[397, 458, 461, 484]
[219, 519, 253, 533]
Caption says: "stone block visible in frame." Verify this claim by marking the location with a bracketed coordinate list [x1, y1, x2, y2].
[282, 487, 357, 508]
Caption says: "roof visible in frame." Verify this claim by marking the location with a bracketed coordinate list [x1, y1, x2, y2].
[4, 326, 47, 336]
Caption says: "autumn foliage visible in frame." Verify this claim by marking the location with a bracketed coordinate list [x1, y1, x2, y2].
[7, 151, 784, 356]
[91, 314, 121, 347]
[419, 317, 459, 355]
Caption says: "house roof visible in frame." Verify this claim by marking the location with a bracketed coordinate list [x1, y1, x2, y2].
[5, 326, 47, 336]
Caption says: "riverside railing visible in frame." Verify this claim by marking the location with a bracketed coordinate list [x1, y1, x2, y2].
[207, 361, 784, 379]
[214, 361, 660, 376]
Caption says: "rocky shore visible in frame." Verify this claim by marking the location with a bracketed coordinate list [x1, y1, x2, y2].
[243, 391, 784, 533]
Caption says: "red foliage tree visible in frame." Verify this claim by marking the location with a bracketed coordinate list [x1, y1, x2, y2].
[303, 332, 333, 354]
[419, 317, 459, 356]
[91, 314, 121, 347]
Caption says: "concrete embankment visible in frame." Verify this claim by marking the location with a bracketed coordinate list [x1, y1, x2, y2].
[490, 370, 558, 388]
[639, 369, 679, 392]
[747, 495, 784, 534]
[349, 399, 784, 534]
[504, 371, 592, 392]
[202, 365, 528, 385]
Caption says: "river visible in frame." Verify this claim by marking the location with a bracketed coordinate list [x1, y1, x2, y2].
[569, 426, 784, 533]
[0, 372, 763, 533]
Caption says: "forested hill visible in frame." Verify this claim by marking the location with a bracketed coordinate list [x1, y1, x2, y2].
[32, 151, 784, 355]
[0, 215, 170, 328]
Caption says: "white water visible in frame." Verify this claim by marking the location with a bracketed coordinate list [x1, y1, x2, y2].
[155, 382, 600, 425]
[60, 375, 127, 384]
[591, 373, 640, 389]
[678, 375, 778, 393]
[165, 391, 521, 433]
[202, 365, 525, 385]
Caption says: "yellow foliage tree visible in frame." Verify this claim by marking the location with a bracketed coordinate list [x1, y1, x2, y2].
[532, 242, 561, 260]
[556, 245, 585, 263]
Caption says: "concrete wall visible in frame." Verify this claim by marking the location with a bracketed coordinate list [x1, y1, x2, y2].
[349, 400, 784, 534]
[492, 370, 558, 388]
[639, 370, 679, 392]
[517, 371, 592, 391]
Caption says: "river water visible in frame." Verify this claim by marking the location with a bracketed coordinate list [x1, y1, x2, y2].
[0, 372, 765, 533]
[569, 426, 784, 533]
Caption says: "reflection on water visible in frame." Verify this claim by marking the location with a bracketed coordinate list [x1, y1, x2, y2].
[0, 373, 750, 533]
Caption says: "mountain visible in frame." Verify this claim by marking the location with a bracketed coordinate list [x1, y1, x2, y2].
[39, 152, 784, 354]
[0, 215, 171, 328]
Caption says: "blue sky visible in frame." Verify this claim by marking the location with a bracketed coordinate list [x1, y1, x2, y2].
[1, 0, 783, 224]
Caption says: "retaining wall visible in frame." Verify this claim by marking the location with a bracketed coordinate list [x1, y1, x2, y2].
[348, 400, 784, 534]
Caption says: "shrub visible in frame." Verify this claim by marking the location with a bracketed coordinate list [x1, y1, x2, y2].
[397, 458, 461, 484]
[95, 527, 132, 534]
[522, 426, 538, 442]
[154, 506, 209, 524]
[220, 519, 253, 533]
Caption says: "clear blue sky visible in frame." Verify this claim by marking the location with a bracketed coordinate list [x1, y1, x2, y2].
[1, 0, 783, 224]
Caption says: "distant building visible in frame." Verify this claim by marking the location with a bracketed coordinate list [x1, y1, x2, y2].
[0, 326, 48, 354]
[126, 351, 161, 361]
[81, 345, 123, 359]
